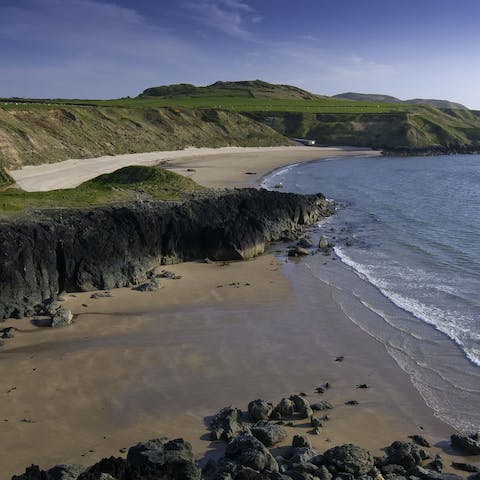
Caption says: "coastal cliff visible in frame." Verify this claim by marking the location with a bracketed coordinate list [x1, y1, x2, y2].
[0, 188, 333, 319]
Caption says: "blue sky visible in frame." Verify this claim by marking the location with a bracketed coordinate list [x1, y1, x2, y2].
[1, 0, 479, 108]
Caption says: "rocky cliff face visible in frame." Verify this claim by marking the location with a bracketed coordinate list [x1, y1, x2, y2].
[0, 189, 333, 319]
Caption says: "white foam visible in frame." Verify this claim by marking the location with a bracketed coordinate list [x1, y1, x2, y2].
[334, 246, 480, 368]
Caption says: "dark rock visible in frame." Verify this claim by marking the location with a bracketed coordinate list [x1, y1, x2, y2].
[311, 417, 322, 428]
[335, 356, 344, 362]
[468, 474, 480, 480]
[50, 307, 73, 328]
[289, 446, 320, 465]
[384, 441, 429, 469]
[428, 454, 443, 473]
[47, 464, 86, 480]
[409, 435, 431, 448]
[210, 406, 243, 442]
[382, 465, 406, 476]
[1, 326, 16, 338]
[344, 401, 358, 406]
[11, 465, 47, 480]
[90, 292, 112, 299]
[43, 298, 61, 315]
[251, 421, 288, 447]
[156, 270, 182, 280]
[297, 237, 313, 248]
[272, 399, 295, 419]
[451, 434, 480, 455]
[409, 466, 463, 480]
[125, 437, 201, 480]
[0, 189, 333, 319]
[315, 387, 325, 394]
[323, 444, 374, 477]
[288, 246, 310, 257]
[78, 457, 125, 479]
[225, 432, 279, 473]
[292, 436, 311, 449]
[451, 463, 479, 473]
[132, 278, 161, 292]
[356, 384, 369, 389]
[311, 401, 333, 411]
[248, 399, 273, 422]
[317, 465, 333, 480]
[289, 395, 313, 419]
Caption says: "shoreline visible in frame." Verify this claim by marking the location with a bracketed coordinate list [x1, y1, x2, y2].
[1, 147, 478, 478]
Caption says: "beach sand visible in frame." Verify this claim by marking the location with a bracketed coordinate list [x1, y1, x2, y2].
[1, 146, 477, 478]
[8, 145, 379, 191]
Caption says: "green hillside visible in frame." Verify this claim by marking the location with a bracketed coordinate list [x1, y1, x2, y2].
[1, 80, 479, 167]
[0, 166, 203, 216]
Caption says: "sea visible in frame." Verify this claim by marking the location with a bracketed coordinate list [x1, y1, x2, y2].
[262, 153, 480, 432]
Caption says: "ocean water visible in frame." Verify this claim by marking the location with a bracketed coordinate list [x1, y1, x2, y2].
[262, 154, 480, 432]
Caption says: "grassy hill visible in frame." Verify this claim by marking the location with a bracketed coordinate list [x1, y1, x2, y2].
[1, 80, 479, 167]
[0, 166, 203, 216]
[0, 106, 288, 168]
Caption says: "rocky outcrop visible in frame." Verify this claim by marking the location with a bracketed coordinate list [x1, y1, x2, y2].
[0, 189, 333, 319]
[451, 434, 480, 455]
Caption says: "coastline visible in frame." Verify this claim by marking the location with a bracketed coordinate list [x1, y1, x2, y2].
[1, 147, 478, 478]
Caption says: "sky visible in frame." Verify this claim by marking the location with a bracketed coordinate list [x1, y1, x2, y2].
[1, 0, 479, 108]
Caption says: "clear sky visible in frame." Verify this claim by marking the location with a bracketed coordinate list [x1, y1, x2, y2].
[1, 0, 479, 108]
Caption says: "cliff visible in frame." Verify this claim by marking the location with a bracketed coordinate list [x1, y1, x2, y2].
[0, 188, 333, 319]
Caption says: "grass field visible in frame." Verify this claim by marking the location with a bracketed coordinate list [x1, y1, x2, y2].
[0, 166, 203, 216]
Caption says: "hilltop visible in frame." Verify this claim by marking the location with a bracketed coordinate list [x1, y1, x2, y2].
[333, 92, 468, 110]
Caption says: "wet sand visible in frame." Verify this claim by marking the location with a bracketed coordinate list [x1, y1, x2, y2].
[1, 147, 478, 477]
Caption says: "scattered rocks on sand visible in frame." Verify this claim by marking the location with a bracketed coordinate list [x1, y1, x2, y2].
[132, 278, 162, 292]
[90, 292, 112, 299]
[50, 307, 73, 328]
[156, 270, 182, 280]
[248, 399, 273, 422]
[451, 433, 480, 455]
[210, 407, 243, 442]
[251, 421, 287, 447]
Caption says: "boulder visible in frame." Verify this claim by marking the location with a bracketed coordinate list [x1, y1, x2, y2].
[125, 437, 201, 480]
[323, 444, 374, 477]
[451, 463, 479, 473]
[47, 464, 86, 480]
[77, 457, 125, 479]
[43, 298, 61, 315]
[133, 278, 161, 292]
[311, 401, 333, 411]
[1, 326, 16, 338]
[11, 465, 47, 480]
[428, 454, 443, 473]
[292, 435, 311, 449]
[289, 446, 321, 465]
[272, 398, 295, 419]
[289, 395, 313, 419]
[409, 466, 463, 480]
[384, 441, 429, 469]
[297, 237, 313, 248]
[50, 308, 73, 328]
[409, 435, 430, 447]
[210, 407, 243, 442]
[248, 399, 273, 422]
[288, 246, 310, 257]
[319, 236, 329, 250]
[225, 432, 279, 473]
[450, 434, 480, 455]
[251, 422, 287, 447]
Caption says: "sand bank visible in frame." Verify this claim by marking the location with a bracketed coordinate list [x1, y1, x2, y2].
[8, 145, 379, 191]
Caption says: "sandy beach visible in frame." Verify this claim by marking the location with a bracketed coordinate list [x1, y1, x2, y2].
[8, 145, 380, 191]
[1, 146, 477, 478]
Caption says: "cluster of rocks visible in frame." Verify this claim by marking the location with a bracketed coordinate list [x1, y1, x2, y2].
[288, 235, 332, 257]
[30, 297, 74, 329]
[11, 390, 480, 480]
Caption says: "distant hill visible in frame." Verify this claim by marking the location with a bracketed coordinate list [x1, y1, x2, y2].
[333, 92, 402, 103]
[333, 92, 468, 110]
[140, 79, 325, 100]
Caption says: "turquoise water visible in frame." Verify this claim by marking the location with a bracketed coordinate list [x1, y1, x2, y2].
[263, 154, 480, 431]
